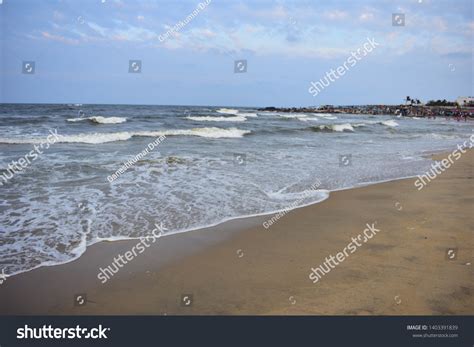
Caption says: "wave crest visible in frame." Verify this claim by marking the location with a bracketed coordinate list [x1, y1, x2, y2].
[186, 115, 247, 122]
[312, 123, 355, 132]
[138, 127, 250, 139]
[380, 120, 399, 127]
[0, 127, 250, 144]
[216, 108, 239, 115]
[67, 116, 127, 124]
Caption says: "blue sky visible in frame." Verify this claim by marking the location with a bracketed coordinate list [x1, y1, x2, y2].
[0, 0, 472, 106]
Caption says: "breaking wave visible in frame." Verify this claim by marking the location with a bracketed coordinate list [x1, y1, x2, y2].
[312, 123, 355, 132]
[0, 127, 251, 144]
[216, 108, 239, 115]
[185, 115, 247, 122]
[380, 120, 399, 127]
[67, 116, 127, 124]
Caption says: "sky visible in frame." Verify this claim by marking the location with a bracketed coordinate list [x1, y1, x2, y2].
[0, 0, 472, 107]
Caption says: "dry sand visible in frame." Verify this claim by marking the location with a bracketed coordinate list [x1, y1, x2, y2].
[0, 150, 472, 315]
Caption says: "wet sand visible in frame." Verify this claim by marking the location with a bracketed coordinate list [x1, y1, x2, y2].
[0, 150, 472, 315]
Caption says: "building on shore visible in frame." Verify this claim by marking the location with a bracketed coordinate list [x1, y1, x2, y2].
[456, 96, 474, 106]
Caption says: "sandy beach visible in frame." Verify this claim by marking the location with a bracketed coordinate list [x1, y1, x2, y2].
[0, 149, 472, 315]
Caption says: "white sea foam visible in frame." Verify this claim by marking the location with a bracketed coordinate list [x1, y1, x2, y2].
[185, 115, 247, 122]
[259, 111, 280, 116]
[332, 123, 354, 132]
[380, 120, 399, 127]
[67, 116, 127, 124]
[276, 113, 321, 122]
[279, 113, 308, 119]
[265, 188, 329, 202]
[312, 113, 338, 120]
[317, 123, 354, 132]
[0, 128, 251, 144]
[298, 117, 320, 122]
[136, 127, 250, 139]
[216, 108, 239, 115]
[352, 120, 399, 128]
[317, 121, 395, 130]
[239, 113, 258, 118]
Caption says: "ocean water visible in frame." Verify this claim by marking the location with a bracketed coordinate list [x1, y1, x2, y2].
[0, 104, 472, 277]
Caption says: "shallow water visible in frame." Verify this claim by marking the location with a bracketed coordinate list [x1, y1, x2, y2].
[0, 103, 472, 276]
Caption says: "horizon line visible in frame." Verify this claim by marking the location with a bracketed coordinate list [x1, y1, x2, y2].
[0, 100, 469, 108]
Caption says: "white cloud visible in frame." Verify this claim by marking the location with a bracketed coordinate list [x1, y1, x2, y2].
[359, 12, 374, 22]
[323, 10, 348, 20]
[88, 22, 107, 37]
[31, 2, 472, 60]
[41, 31, 79, 45]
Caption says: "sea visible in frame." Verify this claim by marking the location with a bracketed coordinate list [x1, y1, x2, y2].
[0, 103, 472, 277]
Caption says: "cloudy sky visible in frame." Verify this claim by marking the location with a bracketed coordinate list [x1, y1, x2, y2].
[0, 0, 472, 106]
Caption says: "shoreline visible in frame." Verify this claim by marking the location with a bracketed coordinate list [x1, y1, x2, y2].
[0, 149, 472, 315]
[2, 145, 455, 280]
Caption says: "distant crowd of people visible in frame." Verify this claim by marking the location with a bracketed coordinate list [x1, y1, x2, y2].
[399, 107, 472, 121]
